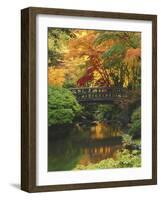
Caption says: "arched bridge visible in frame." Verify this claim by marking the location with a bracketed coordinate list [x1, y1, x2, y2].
[70, 87, 129, 103]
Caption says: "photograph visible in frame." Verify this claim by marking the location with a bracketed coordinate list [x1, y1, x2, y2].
[21, 7, 157, 192]
[48, 28, 142, 172]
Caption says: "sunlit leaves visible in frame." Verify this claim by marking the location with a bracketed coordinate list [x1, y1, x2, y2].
[124, 48, 141, 64]
[48, 28, 141, 89]
[48, 67, 66, 86]
[48, 28, 75, 67]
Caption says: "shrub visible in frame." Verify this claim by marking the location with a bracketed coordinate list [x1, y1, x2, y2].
[74, 149, 141, 170]
[122, 134, 133, 147]
[63, 80, 75, 88]
[48, 86, 82, 126]
[128, 107, 141, 136]
[95, 104, 114, 121]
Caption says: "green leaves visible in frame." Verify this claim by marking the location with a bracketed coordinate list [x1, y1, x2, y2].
[75, 149, 141, 170]
[94, 32, 118, 46]
[48, 86, 82, 126]
[48, 50, 63, 66]
[48, 109, 74, 125]
[102, 44, 126, 71]
[128, 33, 141, 48]
[102, 43, 126, 60]
[94, 31, 140, 48]
[95, 104, 114, 121]
[48, 28, 75, 67]
[128, 107, 141, 136]
[122, 134, 133, 147]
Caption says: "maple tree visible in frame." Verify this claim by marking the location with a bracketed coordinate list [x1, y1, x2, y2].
[48, 29, 141, 89]
[95, 31, 141, 89]
[65, 30, 113, 87]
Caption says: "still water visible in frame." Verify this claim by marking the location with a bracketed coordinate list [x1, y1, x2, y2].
[48, 122, 124, 171]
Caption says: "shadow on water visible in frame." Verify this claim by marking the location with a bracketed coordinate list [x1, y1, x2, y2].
[48, 122, 124, 171]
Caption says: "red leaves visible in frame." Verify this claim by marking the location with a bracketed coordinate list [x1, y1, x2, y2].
[77, 66, 95, 86]
[87, 66, 97, 73]
[77, 54, 111, 87]
[77, 73, 93, 86]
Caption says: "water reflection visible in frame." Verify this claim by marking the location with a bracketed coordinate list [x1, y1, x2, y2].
[48, 122, 123, 171]
[89, 122, 123, 139]
[79, 145, 121, 165]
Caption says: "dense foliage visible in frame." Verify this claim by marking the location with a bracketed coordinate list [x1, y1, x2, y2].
[48, 28, 75, 67]
[128, 107, 141, 136]
[47, 28, 141, 171]
[95, 104, 114, 121]
[75, 149, 141, 170]
[48, 29, 141, 89]
[48, 86, 82, 126]
[122, 134, 133, 147]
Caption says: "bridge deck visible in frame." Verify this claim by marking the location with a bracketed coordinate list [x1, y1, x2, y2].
[70, 87, 128, 103]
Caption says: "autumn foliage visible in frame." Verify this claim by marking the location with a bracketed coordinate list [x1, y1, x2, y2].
[48, 29, 141, 89]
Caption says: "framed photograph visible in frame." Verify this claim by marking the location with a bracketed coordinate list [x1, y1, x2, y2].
[21, 7, 157, 192]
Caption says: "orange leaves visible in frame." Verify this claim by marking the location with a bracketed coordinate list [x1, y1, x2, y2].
[66, 31, 96, 58]
[124, 48, 141, 68]
[66, 31, 115, 59]
[95, 39, 115, 53]
[125, 48, 141, 59]
[64, 30, 112, 87]
[48, 67, 66, 86]
[48, 29, 141, 89]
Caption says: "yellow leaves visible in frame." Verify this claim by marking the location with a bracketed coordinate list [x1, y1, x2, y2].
[48, 61, 85, 87]
[73, 30, 91, 38]
[48, 67, 66, 86]
[123, 77, 129, 88]
[124, 48, 141, 67]
[91, 71, 102, 87]
[124, 48, 141, 88]
[48, 29, 141, 88]
[66, 31, 98, 58]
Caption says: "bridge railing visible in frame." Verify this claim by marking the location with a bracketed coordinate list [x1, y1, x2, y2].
[70, 87, 128, 101]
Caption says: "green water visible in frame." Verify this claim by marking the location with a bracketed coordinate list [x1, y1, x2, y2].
[48, 122, 124, 171]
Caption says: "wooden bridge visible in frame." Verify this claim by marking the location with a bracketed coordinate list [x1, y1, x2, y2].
[70, 87, 129, 103]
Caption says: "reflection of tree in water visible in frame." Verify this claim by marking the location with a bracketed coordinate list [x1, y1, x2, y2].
[48, 122, 124, 171]
[79, 145, 121, 166]
[90, 122, 123, 139]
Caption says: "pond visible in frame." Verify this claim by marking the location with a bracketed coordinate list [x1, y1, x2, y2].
[48, 122, 124, 171]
